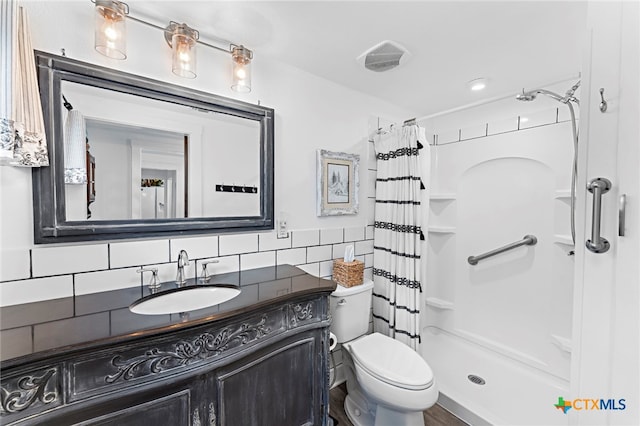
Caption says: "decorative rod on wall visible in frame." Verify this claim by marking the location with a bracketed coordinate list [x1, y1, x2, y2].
[92, 0, 253, 92]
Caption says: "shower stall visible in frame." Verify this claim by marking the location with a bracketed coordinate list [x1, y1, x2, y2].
[417, 80, 581, 425]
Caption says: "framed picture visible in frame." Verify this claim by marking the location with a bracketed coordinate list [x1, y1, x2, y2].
[316, 149, 360, 216]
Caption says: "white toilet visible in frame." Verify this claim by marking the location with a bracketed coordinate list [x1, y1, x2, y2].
[330, 280, 438, 426]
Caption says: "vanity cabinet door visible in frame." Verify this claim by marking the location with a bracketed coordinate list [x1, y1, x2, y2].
[214, 331, 324, 426]
[45, 374, 208, 426]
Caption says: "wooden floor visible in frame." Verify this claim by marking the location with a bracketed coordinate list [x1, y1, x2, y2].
[329, 383, 468, 426]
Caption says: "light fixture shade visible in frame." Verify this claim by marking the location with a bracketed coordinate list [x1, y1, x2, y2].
[94, 0, 128, 60]
[231, 45, 252, 93]
[167, 22, 198, 79]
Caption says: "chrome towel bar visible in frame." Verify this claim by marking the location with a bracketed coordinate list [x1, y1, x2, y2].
[468, 235, 537, 265]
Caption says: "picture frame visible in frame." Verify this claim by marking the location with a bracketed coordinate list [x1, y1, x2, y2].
[316, 149, 360, 216]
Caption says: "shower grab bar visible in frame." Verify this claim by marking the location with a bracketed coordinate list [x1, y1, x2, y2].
[586, 177, 612, 253]
[468, 235, 537, 265]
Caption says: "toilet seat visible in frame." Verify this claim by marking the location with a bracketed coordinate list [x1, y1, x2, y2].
[346, 332, 434, 391]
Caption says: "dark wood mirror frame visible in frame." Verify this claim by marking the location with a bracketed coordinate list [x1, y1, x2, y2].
[32, 51, 274, 244]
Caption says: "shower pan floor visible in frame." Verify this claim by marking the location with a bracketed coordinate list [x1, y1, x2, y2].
[423, 327, 570, 426]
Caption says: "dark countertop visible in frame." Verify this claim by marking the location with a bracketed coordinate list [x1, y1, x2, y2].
[0, 265, 336, 368]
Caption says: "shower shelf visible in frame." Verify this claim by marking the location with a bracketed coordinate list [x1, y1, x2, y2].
[425, 297, 454, 310]
[430, 193, 456, 201]
[554, 190, 572, 199]
[550, 334, 572, 353]
[553, 234, 574, 246]
[428, 226, 456, 234]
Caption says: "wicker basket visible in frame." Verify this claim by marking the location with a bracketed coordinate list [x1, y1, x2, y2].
[333, 258, 365, 287]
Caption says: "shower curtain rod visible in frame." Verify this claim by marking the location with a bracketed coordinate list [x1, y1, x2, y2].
[371, 74, 579, 139]
[412, 74, 581, 124]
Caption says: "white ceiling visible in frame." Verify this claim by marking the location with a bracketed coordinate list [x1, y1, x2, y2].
[129, 1, 588, 116]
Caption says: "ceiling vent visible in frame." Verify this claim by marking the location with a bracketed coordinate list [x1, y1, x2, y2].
[357, 40, 410, 72]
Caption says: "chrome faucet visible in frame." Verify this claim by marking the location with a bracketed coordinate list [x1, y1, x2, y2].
[176, 250, 190, 286]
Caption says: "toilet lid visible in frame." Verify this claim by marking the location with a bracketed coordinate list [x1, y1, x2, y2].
[348, 333, 434, 390]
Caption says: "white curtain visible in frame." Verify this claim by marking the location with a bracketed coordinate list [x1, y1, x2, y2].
[0, 2, 49, 167]
[372, 124, 427, 350]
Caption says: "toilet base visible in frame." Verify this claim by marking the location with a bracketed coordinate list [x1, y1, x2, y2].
[345, 393, 375, 426]
[345, 392, 425, 426]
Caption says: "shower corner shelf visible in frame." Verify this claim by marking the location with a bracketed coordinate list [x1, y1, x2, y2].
[550, 334, 572, 353]
[554, 190, 572, 199]
[428, 226, 456, 234]
[425, 297, 454, 310]
[429, 193, 457, 201]
[553, 234, 574, 246]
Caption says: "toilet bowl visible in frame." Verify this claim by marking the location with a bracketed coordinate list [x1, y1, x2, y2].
[330, 282, 438, 426]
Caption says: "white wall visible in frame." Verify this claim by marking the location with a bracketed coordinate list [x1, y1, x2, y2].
[0, 2, 412, 297]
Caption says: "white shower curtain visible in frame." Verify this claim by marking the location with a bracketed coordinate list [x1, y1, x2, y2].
[372, 124, 427, 351]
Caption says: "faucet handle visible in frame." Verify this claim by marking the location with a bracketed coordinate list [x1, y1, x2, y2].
[137, 267, 160, 292]
[200, 260, 220, 283]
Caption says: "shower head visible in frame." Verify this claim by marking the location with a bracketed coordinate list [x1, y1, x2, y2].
[517, 88, 566, 103]
[516, 91, 537, 102]
[516, 80, 581, 105]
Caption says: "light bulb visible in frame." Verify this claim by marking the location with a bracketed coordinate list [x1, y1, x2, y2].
[170, 26, 197, 78]
[94, 0, 127, 60]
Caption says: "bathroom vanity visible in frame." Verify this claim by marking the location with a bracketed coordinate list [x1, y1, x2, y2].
[0, 266, 334, 425]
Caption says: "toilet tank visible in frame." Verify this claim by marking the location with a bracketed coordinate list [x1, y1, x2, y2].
[330, 280, 374, 343]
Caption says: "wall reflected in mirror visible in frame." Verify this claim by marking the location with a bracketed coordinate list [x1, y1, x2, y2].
[61, 81, 261, 222]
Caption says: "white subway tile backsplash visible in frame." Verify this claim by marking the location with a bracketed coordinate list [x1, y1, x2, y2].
[366, 225, 375, 240]
[0, 275, 73, 307]
[344, 226, 365, 242]
[0, 248, 30, 281]
[355, 240, 374, 255]
[366, 170, 377, 198]
[519, 108, 558, 129]
[297, 263, 320, 277]
[366, 199, 375, 225]
[240, 251, 275, 270]
[75, 267, 141, 295]
[110, 240, 169, 268]
[307, 245, 332, 263]
[292, 229, 320, 248]
[32, 244, 108, 277]
[153, 262, 197, 285]
[364, 268, 373, 281]
[319, 261, 333, 278]
[197, 255, 239, 275]
[259, 232, 292, 251]
[487, 117, 518, 135]
[365, 253, 374, 268]
[219, 234, 258, 256]
[276, 248, 306, 266]
[460, 123, 487, 140]
[320, 228, 343, 245]
[170, 236, 218, 260]
[332, 243, 351, 260]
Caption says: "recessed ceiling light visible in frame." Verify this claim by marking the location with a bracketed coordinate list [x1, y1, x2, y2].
[520, 117, 529, 123]
[468, 78, 488, 91]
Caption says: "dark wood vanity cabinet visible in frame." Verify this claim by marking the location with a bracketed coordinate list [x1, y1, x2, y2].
[0, 291, 331, 426]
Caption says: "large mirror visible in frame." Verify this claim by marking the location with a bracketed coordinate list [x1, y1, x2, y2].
[33, 51, 274, 243]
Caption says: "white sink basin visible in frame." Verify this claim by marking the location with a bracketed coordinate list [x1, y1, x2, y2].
[129, 285, 241, 315]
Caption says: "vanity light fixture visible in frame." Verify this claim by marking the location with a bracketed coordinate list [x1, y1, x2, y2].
[231, 44, 253, 93]
[91, 0, 254, 92]
[165, 22, 199, 79]
[94, 0, 128, 60]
